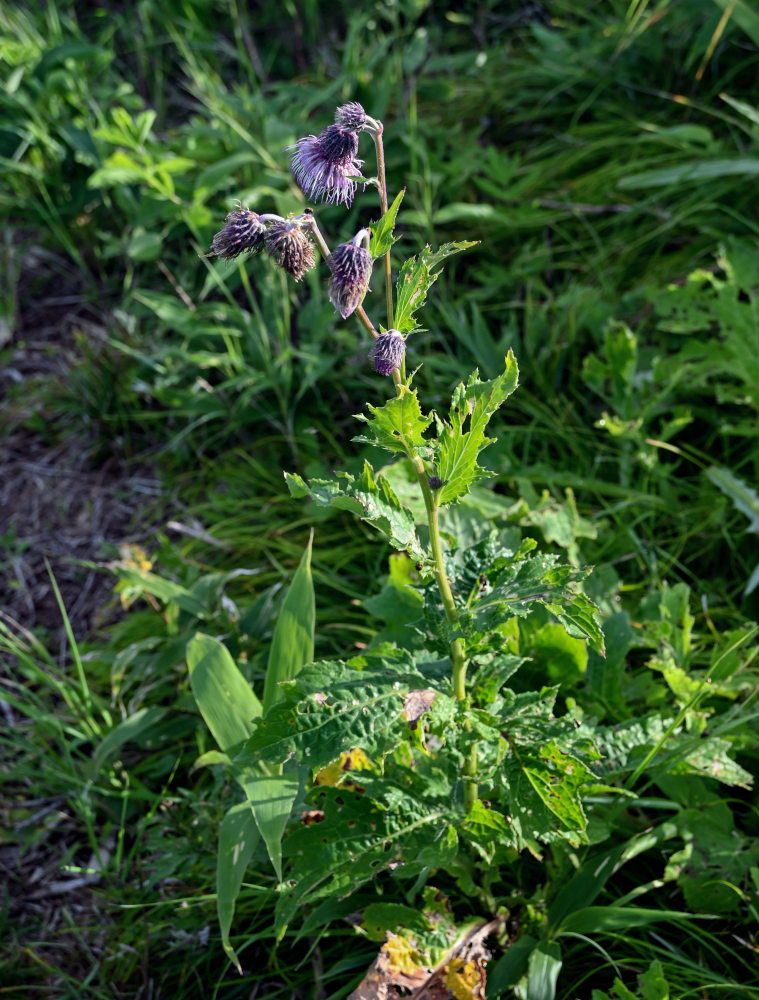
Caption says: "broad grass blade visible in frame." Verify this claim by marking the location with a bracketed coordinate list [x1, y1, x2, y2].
[238, 767, 300, 883]
[526, 941, 562, 1000]
[187, 633, 262, 751]
[559, 906, 699, 934]
[262, 530, 315, 713]
[217, 800, 260, 974]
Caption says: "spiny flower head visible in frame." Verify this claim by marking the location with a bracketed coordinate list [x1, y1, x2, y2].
[210, 207, 266, 259]
[328, 231, 372, 319]
[263, 219, 315, 281]
[370, 329, 405, 376]
[334, 102, 367, 131]
[289, 124, 363, 206]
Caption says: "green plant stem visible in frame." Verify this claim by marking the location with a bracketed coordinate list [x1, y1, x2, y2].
[372, 124, 395, 331]
[409, 452, 477, 810]
[308, 214, 379, 342]
[372, 123, 476, 809]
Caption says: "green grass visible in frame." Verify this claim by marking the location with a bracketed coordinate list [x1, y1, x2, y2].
[2, 1, 759, 996]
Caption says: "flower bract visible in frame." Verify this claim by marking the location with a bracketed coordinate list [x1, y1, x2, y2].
[370, 329, 405, 375]
[210, 208, 266, 259]
[328, 241, 372, 318]
[334, 102, 367, 131]
[263, 220, 316, 281]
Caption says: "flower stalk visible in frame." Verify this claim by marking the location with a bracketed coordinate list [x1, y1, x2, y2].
[370, 128, 478, 810]
[209, 100, 479, 810]
[368, 120, 396, 336]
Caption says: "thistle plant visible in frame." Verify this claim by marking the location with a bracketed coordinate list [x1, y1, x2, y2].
[196, 102, 609, 989]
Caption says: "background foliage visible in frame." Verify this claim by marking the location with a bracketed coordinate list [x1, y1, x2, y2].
[1, 1, 758, 997]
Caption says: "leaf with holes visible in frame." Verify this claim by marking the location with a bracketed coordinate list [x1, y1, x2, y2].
[235, 653, 429, 773]
[354, 386, 432, 458]
[275, 785, 457, 936]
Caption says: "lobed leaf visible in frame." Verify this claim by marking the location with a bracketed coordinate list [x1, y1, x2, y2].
[503, 739, 594, 849]
[394, 241, 478, 334]
[470, 550, 605, 656]
[435, 352, 519, 505]
[275, 785, 456, 936]
[354, 386, 432, 458]
[285, 462, 424, 560]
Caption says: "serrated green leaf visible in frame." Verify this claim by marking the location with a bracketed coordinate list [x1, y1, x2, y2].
[665, 735, 754, 789]
[504, 740, 592, 848]
[361, 902, 430, 942]
[471, 551, 605, 655]
[274, 785, 455, 937]
[435, 352, 519, 504]
[262, 532, 314, 713]
[369, 188, 405, 258]
[394, 241, 478, 334]
[354, 386, 432, 457]
[520, 741, 592, 829]
[459, 800, 518, 857]
[639, 960, 670, 1000]
[235, 655, 427, 772]
[216, 801, 260, 974]
[284, 463, 424, 560]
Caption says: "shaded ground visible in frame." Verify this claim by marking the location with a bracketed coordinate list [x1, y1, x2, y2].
[0, 254, 166, 993]
[0, 423, 161, 643]
[1, 245, 162, 647]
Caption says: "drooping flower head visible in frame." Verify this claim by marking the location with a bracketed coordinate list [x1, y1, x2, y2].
[328, 229, 372, 319]
[288, 124, 363, 206]
[210, 207, 267, 259]
[370, 329, 405, 376]
[263, 219, 315, 281]
[334, 102, 367, 131]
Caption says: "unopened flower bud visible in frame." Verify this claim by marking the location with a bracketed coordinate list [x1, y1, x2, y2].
[328, 235, 372, 319]
[370, 329, 405, 376]
[428, 475, 444, 490]
[334, 102, 367, 131]
[210, 208, 266, 259]
[263, 220, 315, 281]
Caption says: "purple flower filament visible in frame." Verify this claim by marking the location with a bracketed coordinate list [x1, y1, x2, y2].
[289, 124, 363, 207]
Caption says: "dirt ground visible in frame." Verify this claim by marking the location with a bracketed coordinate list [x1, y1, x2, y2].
[0, 252, 162, 649]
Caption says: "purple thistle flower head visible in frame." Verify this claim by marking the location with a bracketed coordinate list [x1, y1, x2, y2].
[334, 102, 367, 131]
[328, 235, 372, 319]
[263, 219, 315, 281]
[289, 124, 363, 206]
[370, 329, 405, 376]
[210, 208, 266, 259]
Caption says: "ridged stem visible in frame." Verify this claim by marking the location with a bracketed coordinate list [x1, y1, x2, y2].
[371, 122, 476, 809]
[371, 123, 395, 331]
